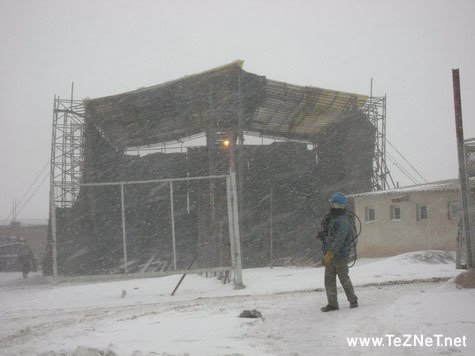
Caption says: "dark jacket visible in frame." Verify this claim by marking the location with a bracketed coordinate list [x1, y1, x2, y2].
[319, 208, 354, 260]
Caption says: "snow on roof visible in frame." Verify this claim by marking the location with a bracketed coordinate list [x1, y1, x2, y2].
[348, 179, 459, 198]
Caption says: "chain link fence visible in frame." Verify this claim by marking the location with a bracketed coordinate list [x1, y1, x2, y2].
[50, 174, 243, 286]
[458, 138, 475, 268]
[465, 139, 475, 261]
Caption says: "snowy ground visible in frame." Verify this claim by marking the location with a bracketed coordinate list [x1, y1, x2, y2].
[0, 250, 473, 355]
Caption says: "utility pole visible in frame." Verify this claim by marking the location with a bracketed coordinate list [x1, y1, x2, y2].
[452, 68, 473, 268]
[226, 130, 244, 288]
[11, 199, 19, 229]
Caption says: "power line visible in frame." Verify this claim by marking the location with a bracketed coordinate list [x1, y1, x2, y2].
[17, 161, 50, 207]
[385, 138, 427, 183]
[387, 151, 419, 185]
[387, 151, 420, 184]
[16, 170, 50, 218]
[2, 161, 50, 223]
[389, 161, 418, 186]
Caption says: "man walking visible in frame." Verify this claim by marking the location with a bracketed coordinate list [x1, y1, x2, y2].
[317, 192, 358, 312]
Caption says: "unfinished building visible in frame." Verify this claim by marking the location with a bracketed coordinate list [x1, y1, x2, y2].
[45, 61, 387, 277]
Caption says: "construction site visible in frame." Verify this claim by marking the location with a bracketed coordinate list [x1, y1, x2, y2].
[43, 60, 389, 281]
[3, 2, 475, 354]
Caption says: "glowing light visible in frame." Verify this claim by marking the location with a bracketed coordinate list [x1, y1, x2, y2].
[222, 139, 230, 149]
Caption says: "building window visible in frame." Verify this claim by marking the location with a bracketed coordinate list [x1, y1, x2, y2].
[390, 205, 401, 221]
[448, 201, 459, 220]
[365, 207, 375, 222]
[417, 205, 428, 220]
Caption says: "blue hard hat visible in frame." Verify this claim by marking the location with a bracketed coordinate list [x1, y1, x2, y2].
[329, 192, 348, 205]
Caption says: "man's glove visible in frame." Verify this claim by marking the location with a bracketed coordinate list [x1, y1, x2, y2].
[323, 252, 334, 266]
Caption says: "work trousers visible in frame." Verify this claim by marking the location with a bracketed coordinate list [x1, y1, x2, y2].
[325, 258, 357, 307]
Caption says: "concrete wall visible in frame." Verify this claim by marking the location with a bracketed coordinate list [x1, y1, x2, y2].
[353, 190, 458, 257]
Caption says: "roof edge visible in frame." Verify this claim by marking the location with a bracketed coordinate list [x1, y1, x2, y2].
[84, 60, 245, 102]
[348, 179, 460, 198]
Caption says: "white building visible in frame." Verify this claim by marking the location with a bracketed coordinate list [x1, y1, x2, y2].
[349, 179, 459, 257]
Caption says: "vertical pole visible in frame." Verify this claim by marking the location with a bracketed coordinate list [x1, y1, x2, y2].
[50, 96, 58, 279]
[228, 131, 236, 172]
[120, 183, 128, 274]
[230, 172, 244, 288]
[382, 95, 387, 190]
[227, 131, 244, 288]
[456, 196, 464, 269]
[70, 82, 74, 107]
[50, 184, 58, 279]
[219, 222, 223, 267]
[207, 81, 215, 219]
[170, 181, 177, 270]
[270, 188, 274, 269]
[207, 81, 217, 267]
[186, 150, 190, 214]
[69, 82, 78, 203]
[61, 97, 68, 207]
[236, 69, 246, 257]
[226, 176, 237, 275]
[452, 68, 473, 268]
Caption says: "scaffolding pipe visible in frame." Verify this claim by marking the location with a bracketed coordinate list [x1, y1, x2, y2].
[50, 184, 58, 279]
[78, 174, 229, 187]
[226, 131, 244, 288]
[120, 183, 128, 274]
[226, 176, 237, 277]
[170, 181, 177, 270]
[270, 188, 274, 269]
[49, 96, 58, 279]
[230, 172, 244, 288]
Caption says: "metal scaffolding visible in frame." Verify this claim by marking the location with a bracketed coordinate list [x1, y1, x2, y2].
[49, 95, 85, 208]
[48, 95, 390, 208]
[364, 95, 392, 191]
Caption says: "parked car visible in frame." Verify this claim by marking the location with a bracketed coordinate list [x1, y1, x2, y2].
[0, 236, 37, 273]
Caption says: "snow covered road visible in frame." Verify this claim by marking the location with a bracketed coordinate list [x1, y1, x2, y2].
[0, 251, 474, 355]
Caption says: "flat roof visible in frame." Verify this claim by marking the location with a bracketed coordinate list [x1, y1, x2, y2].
[349, 179, 459, 198]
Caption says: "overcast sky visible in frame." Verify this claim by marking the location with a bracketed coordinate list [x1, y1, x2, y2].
[1, 0, 474, 220]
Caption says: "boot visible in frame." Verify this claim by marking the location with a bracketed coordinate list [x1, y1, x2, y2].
[349, 301, 358, 309]
[321, 305, 339, 312]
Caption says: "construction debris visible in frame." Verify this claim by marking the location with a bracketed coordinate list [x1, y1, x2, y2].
[239, 309, 263, 319]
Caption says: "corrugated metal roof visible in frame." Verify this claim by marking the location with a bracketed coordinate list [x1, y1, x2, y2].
[248, 79, 368, 140]
[84, 61, 369, 147]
